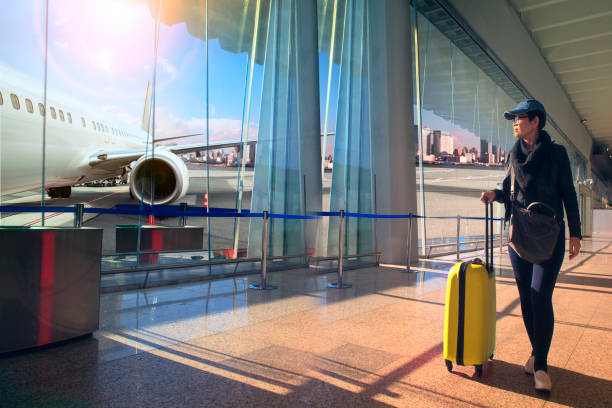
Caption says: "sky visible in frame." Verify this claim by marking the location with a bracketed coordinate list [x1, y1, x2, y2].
[0, 0, 262, 144]
[0, 0, 509, 157]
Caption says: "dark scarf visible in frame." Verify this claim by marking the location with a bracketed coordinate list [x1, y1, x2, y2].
[509, 130, 552, 193]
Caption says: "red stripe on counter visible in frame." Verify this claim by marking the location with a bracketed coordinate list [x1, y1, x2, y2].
[37, 231, 55, 346]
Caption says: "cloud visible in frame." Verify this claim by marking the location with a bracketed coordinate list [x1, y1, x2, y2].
[54, 41, 68, 50]
[158, 58, 178, 80]
[153, 108, 258, 144]
[112, 112, 140, 126]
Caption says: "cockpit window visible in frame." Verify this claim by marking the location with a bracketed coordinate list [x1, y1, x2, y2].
[59, 109, 65, 121]
[50, 107, 57, 119]
[67, 112, 72, 124]
[38, 103, 45, 116]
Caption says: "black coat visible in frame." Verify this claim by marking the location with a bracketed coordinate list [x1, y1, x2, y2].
[493, 130, 582, 239]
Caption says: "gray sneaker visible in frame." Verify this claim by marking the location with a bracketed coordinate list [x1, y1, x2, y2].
[524, 355, 535, 375]
[534, 370, 552, 392]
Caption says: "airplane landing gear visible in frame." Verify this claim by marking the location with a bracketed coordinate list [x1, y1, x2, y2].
[48, 186, 71, 199]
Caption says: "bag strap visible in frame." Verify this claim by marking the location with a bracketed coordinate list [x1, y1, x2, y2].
[510, 164, 515, 202]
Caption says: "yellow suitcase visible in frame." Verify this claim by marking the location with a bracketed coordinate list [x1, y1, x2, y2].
[443, 202, 496, 377]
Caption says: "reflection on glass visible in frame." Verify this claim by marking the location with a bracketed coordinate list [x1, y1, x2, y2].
[327, 0, 374, 257]
[415, 11, 512, 251]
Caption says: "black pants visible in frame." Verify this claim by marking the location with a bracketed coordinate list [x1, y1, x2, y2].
[508, 228, 565, 372]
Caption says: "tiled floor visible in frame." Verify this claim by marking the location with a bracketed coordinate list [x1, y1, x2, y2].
[1, 237, 611, 407]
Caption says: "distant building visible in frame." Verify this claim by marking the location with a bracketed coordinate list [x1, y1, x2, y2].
[440, 131, 452, 155]
[492, 145, 500, 164]
[248, 144, 256, 165]
[480, 139, 489, 163]
[414, 125, 432, 158]
[432, 130, 442, 156]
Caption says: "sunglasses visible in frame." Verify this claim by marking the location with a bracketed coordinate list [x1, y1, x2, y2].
[512, 114, 529, 124]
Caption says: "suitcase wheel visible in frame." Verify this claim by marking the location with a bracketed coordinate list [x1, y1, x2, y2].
[475, 365, 483, 378]
[445, 359, 453, 372]
[489, 353, 494, 360]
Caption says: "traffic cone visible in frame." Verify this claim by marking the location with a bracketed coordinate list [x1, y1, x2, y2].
[149, 199, 155, 225]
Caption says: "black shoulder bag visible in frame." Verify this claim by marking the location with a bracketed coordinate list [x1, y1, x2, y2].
[508, 164, 561, 264]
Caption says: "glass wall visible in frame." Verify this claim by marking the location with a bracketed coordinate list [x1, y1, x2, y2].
[414, 10, 513, 254]
[412, 2, 592, 255]
[0, 0, 598, 286]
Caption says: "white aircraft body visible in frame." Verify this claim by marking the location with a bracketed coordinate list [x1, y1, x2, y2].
[0, 63, 253, 205]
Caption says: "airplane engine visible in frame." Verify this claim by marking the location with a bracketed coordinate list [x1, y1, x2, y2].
[129, 150, 189, 206]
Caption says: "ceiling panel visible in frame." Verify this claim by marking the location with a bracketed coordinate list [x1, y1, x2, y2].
[551, 52, 612, 73]
[510, 0, 612, 151]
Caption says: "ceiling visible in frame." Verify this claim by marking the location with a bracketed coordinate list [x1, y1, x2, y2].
[509, 0, 612, 151]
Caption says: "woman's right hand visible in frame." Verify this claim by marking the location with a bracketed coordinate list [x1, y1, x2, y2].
[480, 190, 496, 204]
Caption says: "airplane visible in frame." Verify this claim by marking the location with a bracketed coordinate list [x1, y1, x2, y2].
[0, 62, 254, 205]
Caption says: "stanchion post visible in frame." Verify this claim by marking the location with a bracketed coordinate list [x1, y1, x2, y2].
[178, 202, 187, 226]
[456, 214, 461, 261]
[499, 219, 503, 255]
[249, 211, 277, 290]
[405, 213, 413, 272]
[329, 210, 351, 288]
[73, 203, 84, 228]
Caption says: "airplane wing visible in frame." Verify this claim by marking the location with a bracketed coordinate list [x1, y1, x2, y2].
[87, 139, 255, 168]
[168, 139, 256, 155]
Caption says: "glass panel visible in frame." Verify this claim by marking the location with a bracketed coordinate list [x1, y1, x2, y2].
[327, 0, 375, 258]
[0, 0, 46, 225]
[248, 0, 321, 261]
[415, 10, 513, 254]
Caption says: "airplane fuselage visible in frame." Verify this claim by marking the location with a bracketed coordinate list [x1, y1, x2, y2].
[0, 71, 147, 196]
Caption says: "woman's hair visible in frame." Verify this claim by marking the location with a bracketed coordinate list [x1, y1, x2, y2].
[527, 110, 546, 130]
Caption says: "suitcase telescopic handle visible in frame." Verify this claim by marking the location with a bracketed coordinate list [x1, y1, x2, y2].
[485, 199, 493, 272]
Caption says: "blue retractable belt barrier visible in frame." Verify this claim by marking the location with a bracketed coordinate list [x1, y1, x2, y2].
[0, 205, 502, 221]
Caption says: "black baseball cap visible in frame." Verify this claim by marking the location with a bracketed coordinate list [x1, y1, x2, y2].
[504, 99, 547, 128]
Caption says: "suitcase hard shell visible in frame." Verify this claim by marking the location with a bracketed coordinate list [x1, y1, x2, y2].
[443, 201, 496, 377]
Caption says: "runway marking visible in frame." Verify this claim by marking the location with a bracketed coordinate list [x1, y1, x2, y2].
[20, 188, 128, 226]
[426, 174, 504, 183]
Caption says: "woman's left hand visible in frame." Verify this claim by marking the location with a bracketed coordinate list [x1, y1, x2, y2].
[569, 237, 581, 259]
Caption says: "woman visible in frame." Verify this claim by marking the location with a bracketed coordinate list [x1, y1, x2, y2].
[480, 99, 581, 392]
